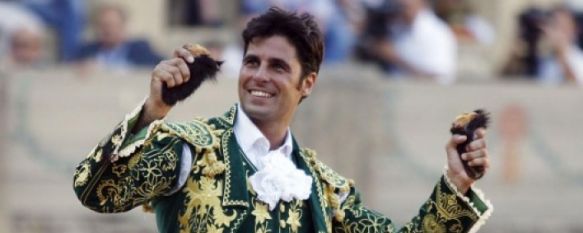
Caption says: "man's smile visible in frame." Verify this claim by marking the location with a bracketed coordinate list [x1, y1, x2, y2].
[249, 89, 275, 98]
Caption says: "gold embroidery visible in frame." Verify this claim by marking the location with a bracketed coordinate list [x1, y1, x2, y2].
[252, 202, 272, 223]
[179, 176, 237, 233]
[91, 142, 178, 213]
[128, 152, 142, 169]
[422, 214, 446, 233]
[435, 184, 478, 221]
[112, 164, 127, 177]
[286, 201, 303, 233]
[198, 150, 226, 177]
[251, 201, 272, 233]
[221, 129, 249, 207]
[74, 162, 91, 188]
[162, 120, 219, 148]
[299, 149, 332, 232]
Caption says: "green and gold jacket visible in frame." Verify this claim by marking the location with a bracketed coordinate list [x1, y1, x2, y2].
[73, 104, 492, 233]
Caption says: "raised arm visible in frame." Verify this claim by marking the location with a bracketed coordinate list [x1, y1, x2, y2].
[72, 46, 202, 213]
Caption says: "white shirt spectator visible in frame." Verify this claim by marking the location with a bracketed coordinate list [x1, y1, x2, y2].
[0, 2, 45, 61]
[539, 45, 583, 85]
[392, 9, 457, 84]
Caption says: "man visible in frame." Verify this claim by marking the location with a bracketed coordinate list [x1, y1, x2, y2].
[73, 3, 163, 69]
[73, 8, 492, 233]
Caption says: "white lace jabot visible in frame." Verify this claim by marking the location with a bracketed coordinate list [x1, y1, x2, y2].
[234, 104, 312, 210]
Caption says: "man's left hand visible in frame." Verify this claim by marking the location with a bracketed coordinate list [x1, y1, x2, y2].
[445, 128, 490, 194]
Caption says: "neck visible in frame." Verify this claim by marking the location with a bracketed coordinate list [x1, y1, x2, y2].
[252, 119, 289, 151]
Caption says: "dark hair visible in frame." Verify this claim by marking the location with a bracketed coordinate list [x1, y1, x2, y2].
[242, 7, 324, 80]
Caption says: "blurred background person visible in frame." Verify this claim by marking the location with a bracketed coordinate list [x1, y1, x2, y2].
[538, 6, 583, 85]
[23, 0, 86, 62]
[72, 3, 164, 71]
[501, 5, 583, 85]
[168, 0, 223, 27]
[434, 0, 495, 46]
[356, 0, 457, 84]
[0, 2, 47, 70]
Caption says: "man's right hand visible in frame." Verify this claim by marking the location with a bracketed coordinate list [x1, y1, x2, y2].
[138, 47, 196, 129]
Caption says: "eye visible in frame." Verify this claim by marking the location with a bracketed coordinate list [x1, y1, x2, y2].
[243, 57, 259, 68]
[273, 64, 285, 73]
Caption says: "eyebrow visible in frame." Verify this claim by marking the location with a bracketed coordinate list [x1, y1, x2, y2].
[268, 58, 291, 71]
[243, 54, 259, 62]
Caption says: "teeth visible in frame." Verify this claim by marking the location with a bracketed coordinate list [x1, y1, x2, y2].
[250, 90, 273, 98]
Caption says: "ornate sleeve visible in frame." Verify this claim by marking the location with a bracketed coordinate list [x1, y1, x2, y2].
[333, 173, 493, 233]
[72, 103, 183, 213]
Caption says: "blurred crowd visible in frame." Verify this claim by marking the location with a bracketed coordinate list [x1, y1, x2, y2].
[1, 0, 582, 86]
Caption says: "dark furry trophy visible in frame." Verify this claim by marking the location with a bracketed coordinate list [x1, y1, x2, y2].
[161, 44, 223, 106]
[450, 109, 490, 179]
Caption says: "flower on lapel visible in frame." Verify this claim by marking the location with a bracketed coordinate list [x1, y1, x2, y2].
[249, 153, 313, 210]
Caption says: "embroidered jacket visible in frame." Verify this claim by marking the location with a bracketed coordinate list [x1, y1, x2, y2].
[73, 104, 493, 233]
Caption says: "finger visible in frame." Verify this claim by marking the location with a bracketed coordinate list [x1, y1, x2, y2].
[467, 157, 490, 168]
[159, 63, 184, 85]
[475, 128, 487, 139]
[174, 46, 194, 63]
[466, 138, 486, 151]
[176, 58, 190, 82]
[156, 70, 176, 87]
[461, 149, 487, 161]
[446, 135, 467, 154]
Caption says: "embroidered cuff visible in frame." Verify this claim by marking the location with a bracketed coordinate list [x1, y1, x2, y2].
[110, 98, 166, 162]
[442, 167, 494, 233]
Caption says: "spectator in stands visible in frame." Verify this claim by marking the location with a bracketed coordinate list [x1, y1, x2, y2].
[502, 5, 583, 85]
[168, 0, 223, 26]
[434, 0, 495, 45]
[73, 3, 164, 70]
[358, 0, 457, 84]
[0, 2, 47, 69]
[24, 0, 86, 62]
[538, 6, 583, 85]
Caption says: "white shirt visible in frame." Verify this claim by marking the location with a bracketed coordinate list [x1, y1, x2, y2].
[392, 9, 457, 84]
[539, 45, 583, 86]
[233, 104, 294, 170]
[167, 104, 294, 195]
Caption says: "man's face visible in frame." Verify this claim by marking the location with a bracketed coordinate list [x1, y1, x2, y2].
[238, 35, 316, 126]
[96, 8, 126, 47]
[10, 28, 42, 65]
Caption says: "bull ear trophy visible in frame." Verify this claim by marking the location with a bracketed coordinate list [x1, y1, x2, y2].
[450, 109, 490, 179]
[161, 44, 223, 106]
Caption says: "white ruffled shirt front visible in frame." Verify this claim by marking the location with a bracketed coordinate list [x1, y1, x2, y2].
[234, 104, 313, 210]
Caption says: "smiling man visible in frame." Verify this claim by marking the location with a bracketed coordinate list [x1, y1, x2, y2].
[73, 7, 492, 233]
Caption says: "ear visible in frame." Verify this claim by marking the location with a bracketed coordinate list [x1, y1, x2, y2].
[300, 72, 317, 98]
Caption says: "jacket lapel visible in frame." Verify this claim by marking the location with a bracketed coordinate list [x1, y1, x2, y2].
[293, 137, 331, 233]
[218, 106, 251, 232]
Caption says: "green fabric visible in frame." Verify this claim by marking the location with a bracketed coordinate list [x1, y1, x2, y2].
[238, 153, 315, 233]
[73, 104, 491, 233]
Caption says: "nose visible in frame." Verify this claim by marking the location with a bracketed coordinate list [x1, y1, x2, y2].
[251, 65, 269, 82]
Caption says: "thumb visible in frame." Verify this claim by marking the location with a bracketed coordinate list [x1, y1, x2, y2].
[446, 135, 467, 156]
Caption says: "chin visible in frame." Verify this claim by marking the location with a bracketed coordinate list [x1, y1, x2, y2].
[241, 102, 270, 119]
